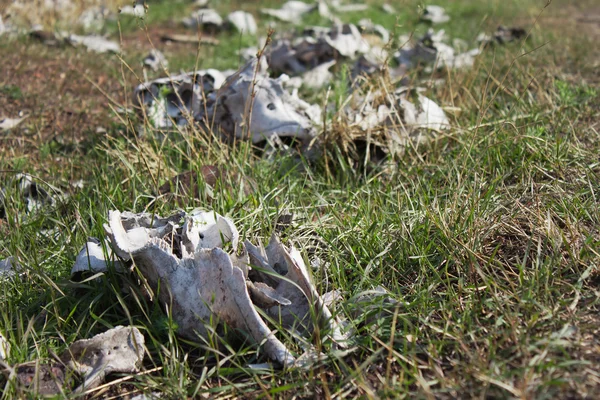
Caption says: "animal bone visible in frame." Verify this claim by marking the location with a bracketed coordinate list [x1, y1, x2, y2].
[205, 58, 320, 143]
[62, 326, 145, 391]
[261, 1, 317, 23]
[71, 238, 124, 274]
[182, 9, 223, 31]
[104, 210, 295, 365]
[143, 49, 168, 71]
[133, 69, 227, 129]
[421, 5, 450, 24]
[226, 11, 258, 35]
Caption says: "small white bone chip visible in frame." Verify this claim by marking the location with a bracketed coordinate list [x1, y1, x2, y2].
[261, 1, 316, 23]
[143, 49, 168, 71]
[0, 256, 17, 278]
[71, 238, 124, 275]
[421, 5, 450, 24]
[63, 326, 145, 391]
[0, 331, 9, 360]
[182, 8, 223, 30]
[66, 34, 120, 53]
[0, 115, 28, 131]
[226, 11, 257, 35]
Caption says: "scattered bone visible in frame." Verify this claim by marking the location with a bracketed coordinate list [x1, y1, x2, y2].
[477, 25, 527, 46]
[382, 3, 396, 14]
[160, 33, 219, 45]
[0, 257, 17, 278]
[204, 58, 321, 143]
[265, 23, 369, 76]
[71, 238, 124, 275]
[301, 60, 336, 89]
[396, 29, 480, 70]
[182, 8, 223, 31]
[421, 5, 450, 24]
[120, 2, 146, 18]
[330, 1, 369, 13]
[62, 326, 145, 391]
[0, 115, 28, 131]
[143, 49, 168, 71]
[344, 86, 450, 158]
[245, 235, 346, 344]
[358, 19, 390, 44]
[65, 34, 120, 53]
[0, 331, 8, 360]
[325, 24, 370, 58]
[0, 173, 64, 214]
[227, 11, 258, 35]
[261, 1, 317, 23]
[133, 69, 227, 129]
[397, 87, 450, 132]
[94, 208, 346, 365]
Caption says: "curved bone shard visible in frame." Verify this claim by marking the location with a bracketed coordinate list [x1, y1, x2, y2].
[247, 235, 347, 346]
[71, 238, 124, 274]
[227, 11, 257, 35]
[62, 326, 145, 391]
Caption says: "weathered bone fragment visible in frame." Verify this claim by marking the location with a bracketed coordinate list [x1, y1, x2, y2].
[104, 210, 295, 365]
[421, 5, 450, 24]
[245, 235, 346, 345]
[330, 1, 369, 13]
[266, 24, 368, 77]
[396, 29, 480, 70]
[382, 3, 396, 14]
[344, 86, 449, 158]
[396, 87, 450, 133]
[0, 331, 8, 360]
[62, 326, 145, 391]
[301, 60, 336, 89]
[71, 238, 124, 275]
[0, 115, 28, 131]
[324, 24, 370, 58]
[227, 11, 258, 35]
[0, 173, 64, 214]
[182, 8, 223, 31]
[477, 25, 527, 46]
[65, 34, 120, 53]
[261, 1, 317, 23]
[120, 1, 145, 18]
[205, 58, 320, 143]
[143, 49, 168, 71]
[133, 69, 226, 129]
[358, 18, 390, 43]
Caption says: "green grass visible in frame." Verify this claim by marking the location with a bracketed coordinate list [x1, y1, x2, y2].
[1, 0, 599, 398]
